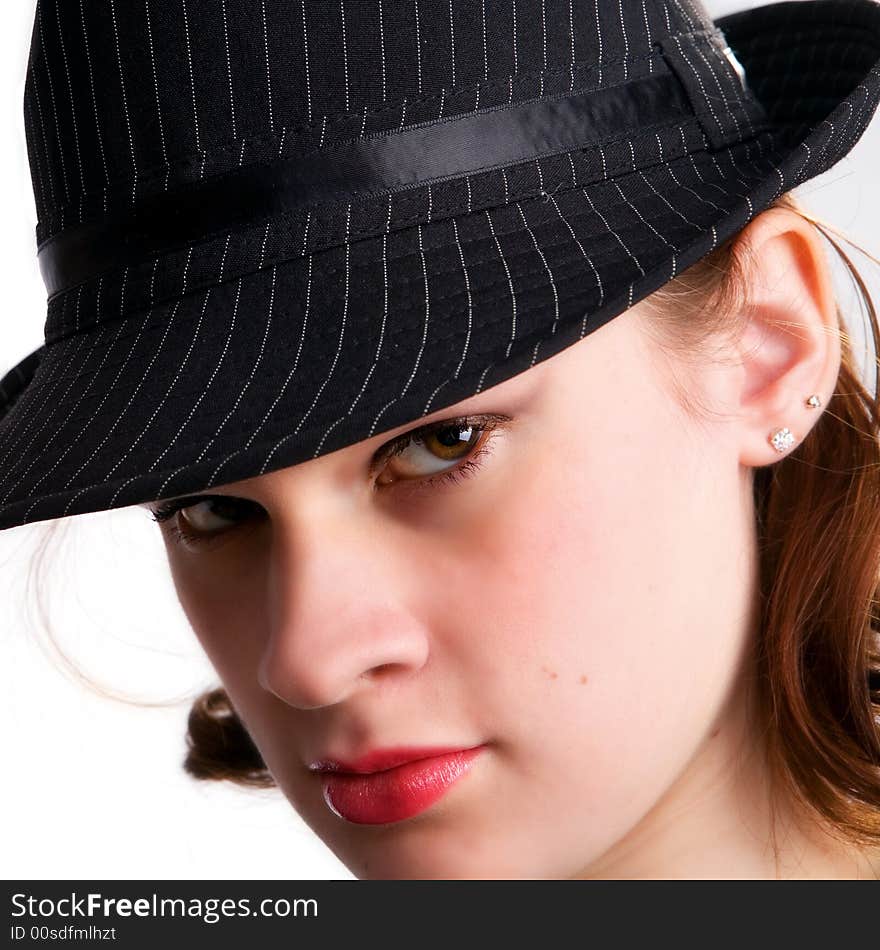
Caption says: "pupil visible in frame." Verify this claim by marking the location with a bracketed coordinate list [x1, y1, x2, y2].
[436, 425, 471, 447]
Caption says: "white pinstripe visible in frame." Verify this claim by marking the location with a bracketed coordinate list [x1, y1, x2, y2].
[540, 0, 547, 70]
[35, 5, 70, 208]
[378, 1, 387, 101]
[368, 219, 431, 437]
[219, 0, 237, 139]
[438, 88, 445, 120]
[597, 142, 608, 180]
[714, 148, 755, 218]
[340, 0, 350, 113]
[568, 0, 575, 92]
[38, 2, 70, 205]
[259, 206, 353, 470]
[476, 362, 495, 394]
[313, 210, 393, 455]
[481, 0, 488, 81]
[27, 59, 56, 210]
[143, 0, 168, 182]
[23, 82, 48, 217]
[55, 1, 84, 199]
[259, 219, 271, 269]
[119, 267, 128, 319]
[594, 0, 604, 87]
[484, 207, 518, 360]
[24, 63, 55, 217]
[671, 34, 725, 145]
[421, 241, 475, 411]
[113, 0, 136, 201]
[180, 0, 201, 152]
[414, 0, 423, 94]
[449, 217, 473, 380]
[580, 185, 644, 311]
[641, 0, 654, 75]
[618, 0, 629, 82]
[512, 0, 518, 74]
[449, 0, 456, 87]
[361, 104, 369, 136]
[319, 113, 328, 146]
[548, 192, 603, 335]
[300, 0, 312, 122]
[515, 202, 559, 369]
[262, 0, 274, 132]
[398, 97, 407, 132]
[670, 0, 696, 31]
[300, 209, 312, 255]
[691, 41, 745, 141]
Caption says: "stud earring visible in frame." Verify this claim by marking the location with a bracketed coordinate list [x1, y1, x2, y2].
[806, 394, 822, 408]
[769, 427, 796, 453]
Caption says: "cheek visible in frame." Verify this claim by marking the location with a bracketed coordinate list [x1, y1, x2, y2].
[167, 551, 268, 698]
[453, 403, 743, 831]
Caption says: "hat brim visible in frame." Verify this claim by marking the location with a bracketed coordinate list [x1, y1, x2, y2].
[1, 0, 878, 530]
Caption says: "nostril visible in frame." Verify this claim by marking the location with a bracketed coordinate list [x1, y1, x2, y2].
[364, 662, 402, 680]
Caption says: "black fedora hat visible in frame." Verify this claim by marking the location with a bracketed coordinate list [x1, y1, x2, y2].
[1, 0, 879, 531]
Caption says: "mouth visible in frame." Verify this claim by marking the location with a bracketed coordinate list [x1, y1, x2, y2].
[309, 745, 487, 824]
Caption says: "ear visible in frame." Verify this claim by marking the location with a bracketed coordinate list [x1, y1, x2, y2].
[731, 206, 840, 468]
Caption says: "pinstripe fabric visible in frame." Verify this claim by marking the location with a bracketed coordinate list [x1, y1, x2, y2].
[0, 0, 879, 529]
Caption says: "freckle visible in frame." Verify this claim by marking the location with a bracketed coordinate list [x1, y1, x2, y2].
[579, 674, 588, 685]
[711, 728, 720, 738]
[549, 671, 558, 679]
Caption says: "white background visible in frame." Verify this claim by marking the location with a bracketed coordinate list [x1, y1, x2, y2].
[2, 0, 878, 880]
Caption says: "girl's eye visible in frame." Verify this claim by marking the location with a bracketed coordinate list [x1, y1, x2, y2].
[148, 413, 508, 548]
[374, 414, 504, 488]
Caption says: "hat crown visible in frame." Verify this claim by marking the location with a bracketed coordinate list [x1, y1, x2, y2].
[24, 0, 722, 246]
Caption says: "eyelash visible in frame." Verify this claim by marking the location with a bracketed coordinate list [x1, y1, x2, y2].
[149, 413, 505, 548]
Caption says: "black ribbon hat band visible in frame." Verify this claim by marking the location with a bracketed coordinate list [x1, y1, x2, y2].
[37, 68, 691, 300]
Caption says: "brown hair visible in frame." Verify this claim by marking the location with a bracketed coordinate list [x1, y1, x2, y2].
[23, 190, 880, 843]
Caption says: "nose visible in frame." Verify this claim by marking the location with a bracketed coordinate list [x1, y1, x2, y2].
[257, 514, 431, 710]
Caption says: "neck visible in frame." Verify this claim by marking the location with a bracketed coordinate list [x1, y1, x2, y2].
[571, 670, 880, 880]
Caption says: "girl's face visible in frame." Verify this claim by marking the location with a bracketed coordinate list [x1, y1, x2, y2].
[148, 302, 760, 879]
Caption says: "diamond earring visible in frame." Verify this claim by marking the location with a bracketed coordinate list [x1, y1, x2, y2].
[806, 394, 822, 408]
[769, 427, 796, 453]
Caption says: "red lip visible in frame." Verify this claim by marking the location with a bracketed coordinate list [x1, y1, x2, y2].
[310, 745, 486, 824]
[309, 745, 479, 775]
